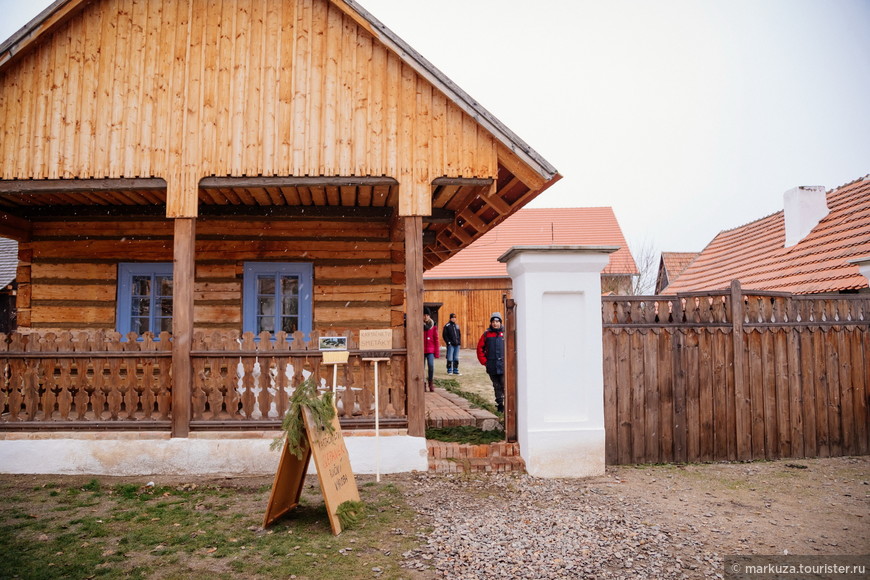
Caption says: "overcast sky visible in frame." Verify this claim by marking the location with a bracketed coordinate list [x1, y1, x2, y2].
[2, 0, 869, 257]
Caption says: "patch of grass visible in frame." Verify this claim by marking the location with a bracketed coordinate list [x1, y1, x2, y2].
[0, 475, 425, 580]
[426, 425, 505, 444]
[436, 377, 501, 416]
[81, 478, 102, 492]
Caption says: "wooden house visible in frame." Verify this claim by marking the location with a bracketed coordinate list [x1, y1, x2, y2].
[423, 207, 637, 346]
[0, 0, 559, 441]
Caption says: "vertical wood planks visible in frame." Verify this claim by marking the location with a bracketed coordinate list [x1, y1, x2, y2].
[602, 290, 870, 465]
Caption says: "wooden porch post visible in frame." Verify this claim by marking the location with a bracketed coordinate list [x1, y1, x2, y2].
[404, 216, 425, 437]
[171, 217, 195, 437]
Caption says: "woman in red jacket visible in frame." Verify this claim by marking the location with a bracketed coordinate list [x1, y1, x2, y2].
[423, 308, 440, 392]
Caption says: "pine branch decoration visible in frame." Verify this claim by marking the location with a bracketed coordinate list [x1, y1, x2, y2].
[270, 377, 336, 459]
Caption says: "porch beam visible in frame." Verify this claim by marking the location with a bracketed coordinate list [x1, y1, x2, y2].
[0, 177, 167, 194]
[404, 215, 425, 437]
[0, 210, 32, 242]
[199, 176, 399, 188]
[422, 208, 455, 224]
[171, 218, 196, 438]
[13, 205, 394, 220]
[199, 205, 393, 219]
[431, 177, 494, 187]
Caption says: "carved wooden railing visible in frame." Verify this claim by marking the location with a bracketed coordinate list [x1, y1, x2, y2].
[0, 328, 408, 431]
[0, 331, 172, 429]
[189, 329, 407, 430]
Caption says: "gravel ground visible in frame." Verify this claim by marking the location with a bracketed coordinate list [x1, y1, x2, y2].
[394, 456, 869, 580]
[399, 473, 719, 579]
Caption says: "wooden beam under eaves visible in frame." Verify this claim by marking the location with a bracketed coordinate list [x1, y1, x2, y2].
[423, 208, 455, 224]
[0, 178, 167, 194]
[199, 176, 399, 189]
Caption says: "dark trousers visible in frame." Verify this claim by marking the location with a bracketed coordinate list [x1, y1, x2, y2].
[489, 373, 504, 413]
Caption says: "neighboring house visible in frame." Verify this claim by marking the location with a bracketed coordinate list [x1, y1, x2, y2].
[663, 176, 870, 294]
[0, 0, 559, 452]
[654, 251, 699, 294]
[423, 207, 637, 345]
[0, 237, 17, 333]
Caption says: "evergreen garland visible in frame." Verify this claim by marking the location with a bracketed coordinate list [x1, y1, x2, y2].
[336, 500, 367, 530]
[270, 377, 336, 459]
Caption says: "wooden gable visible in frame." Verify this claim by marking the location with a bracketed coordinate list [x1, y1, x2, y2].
[0, 0, 560, 271]
[0, 0, 558, 222]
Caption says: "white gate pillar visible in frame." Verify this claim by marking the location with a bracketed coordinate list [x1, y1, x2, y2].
[499, 245, 617, 478]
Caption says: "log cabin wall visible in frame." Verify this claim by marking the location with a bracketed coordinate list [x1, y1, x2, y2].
[0, 0, 498, 217]
[18, 215, 401, 332]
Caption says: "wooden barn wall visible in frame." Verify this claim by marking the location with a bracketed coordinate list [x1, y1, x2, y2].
[17, 216, 402, 331]
[0, 0, 498, 216]
[424, 278, 511, 347]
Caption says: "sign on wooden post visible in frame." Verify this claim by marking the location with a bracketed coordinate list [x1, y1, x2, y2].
[359, 329, 393, 482]
[263, 406, 360, 535]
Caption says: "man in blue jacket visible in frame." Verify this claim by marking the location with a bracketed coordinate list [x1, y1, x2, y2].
[476, 312, 505, 413]
[442, 313, 462, 375]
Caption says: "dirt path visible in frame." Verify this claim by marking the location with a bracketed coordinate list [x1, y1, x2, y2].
[606, 456, 869, 556]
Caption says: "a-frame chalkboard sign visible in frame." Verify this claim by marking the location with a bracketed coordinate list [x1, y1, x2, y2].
[263, 405, 361, 535]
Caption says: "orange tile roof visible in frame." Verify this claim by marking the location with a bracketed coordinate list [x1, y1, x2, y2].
[661, 252, 699, 280]
[663, 176, 870, 294]
[424, 207, 638, 279]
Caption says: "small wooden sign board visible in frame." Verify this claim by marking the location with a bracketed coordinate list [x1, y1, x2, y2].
[359, 329, 392, 351]
[321, 350, 350, 365]
[263, 406, 360, 535]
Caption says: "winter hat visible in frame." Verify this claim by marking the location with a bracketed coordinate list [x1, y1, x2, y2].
[490, 312, 502, 322]
[424, 307, 431, 317]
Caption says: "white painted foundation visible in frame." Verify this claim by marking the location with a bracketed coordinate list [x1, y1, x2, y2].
[0, 431, 428, 476]
[500, 245, 617, 478]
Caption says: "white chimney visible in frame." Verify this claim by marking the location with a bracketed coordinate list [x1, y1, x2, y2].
[783, 185, 828, 247]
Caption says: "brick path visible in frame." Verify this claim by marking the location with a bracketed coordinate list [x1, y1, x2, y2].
[424, 387, 524, 473]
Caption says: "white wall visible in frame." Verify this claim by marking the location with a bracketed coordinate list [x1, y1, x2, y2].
[0, 431, 428, 476]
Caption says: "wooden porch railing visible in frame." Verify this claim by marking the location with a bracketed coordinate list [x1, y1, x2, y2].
[189, 330, 407, 430]
[0, 329, 408, 431]
[0, 331, 173, 429]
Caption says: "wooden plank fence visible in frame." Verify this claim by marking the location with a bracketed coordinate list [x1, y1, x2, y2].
[602, 281, 869, 464]
[0, 329, 407, 431]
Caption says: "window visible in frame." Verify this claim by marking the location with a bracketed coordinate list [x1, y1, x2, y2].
[117, 263, 173, 336]
[243, 263, 313, 338]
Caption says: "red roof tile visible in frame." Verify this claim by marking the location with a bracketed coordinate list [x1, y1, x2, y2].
[424, 207, 637, 279]
[663, 176, 870, 294]
[661, 252, 699, 280]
